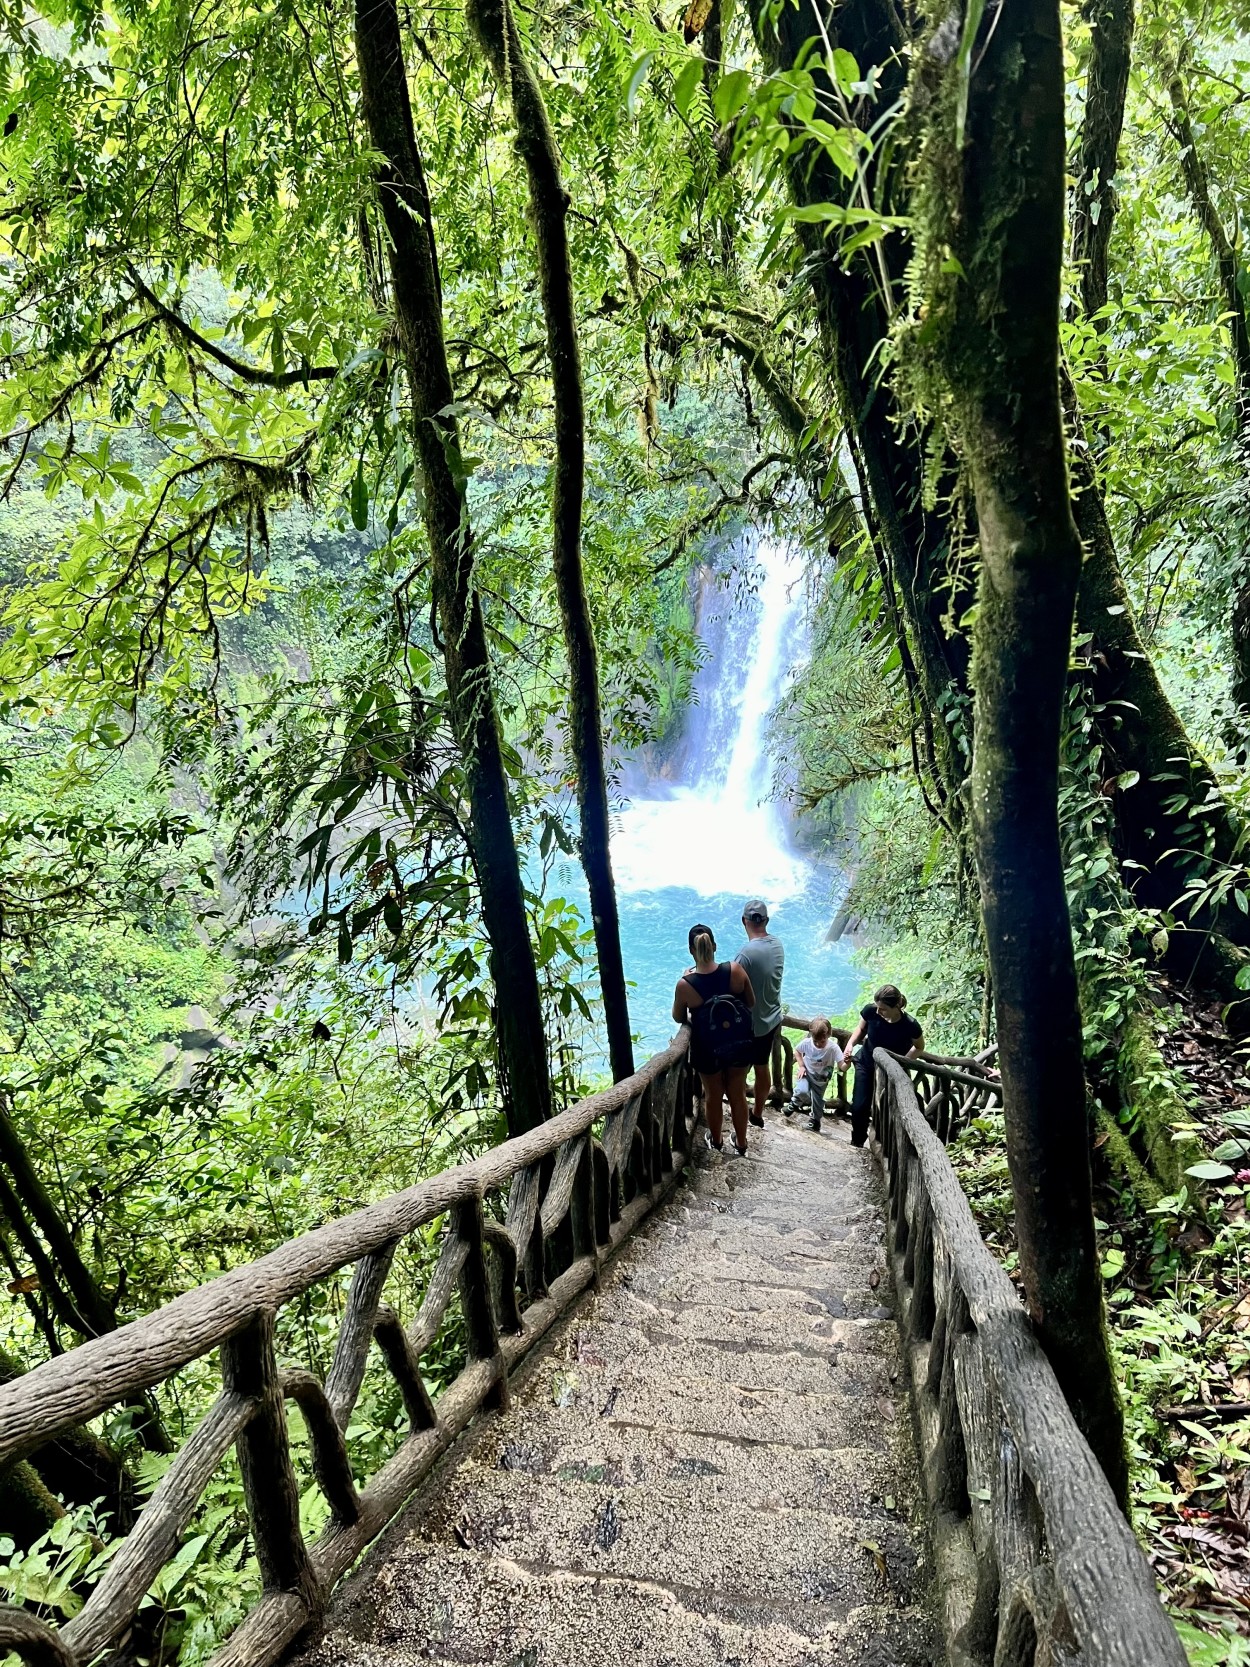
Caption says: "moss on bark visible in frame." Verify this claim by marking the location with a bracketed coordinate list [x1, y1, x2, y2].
[905, 0, 1129, 1507]
[467, 0, 634, 1082]
[354, 0, 552, 1135]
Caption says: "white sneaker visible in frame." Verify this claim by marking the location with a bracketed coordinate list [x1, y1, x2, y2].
[704, 1129, 723, 1153]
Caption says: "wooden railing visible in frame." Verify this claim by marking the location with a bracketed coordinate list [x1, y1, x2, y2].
[872, 1050, 1186, 1666]
[0, 1032, 697, 1667]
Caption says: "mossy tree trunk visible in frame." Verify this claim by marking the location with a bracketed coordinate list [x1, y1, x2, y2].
[354, 0, 552, 1136]
[754, 0, 1250, 1019]
[0, 1095, 117, 1342]
[0, 1349, 136, 1545]
[919, 0, 1127, 1505]
[0, 1102, 172, 1451]
[1164, 61, 1250, 715]
[750, 0, 979, 826]
[466, 0, 634, 1083]
[1068, 16, 1250, 1016]
[1071, 0, 1134, 324]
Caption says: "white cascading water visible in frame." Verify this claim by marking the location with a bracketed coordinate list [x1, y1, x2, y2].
[611, 535, 810, 902]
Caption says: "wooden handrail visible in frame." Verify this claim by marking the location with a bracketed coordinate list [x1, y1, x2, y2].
[872, 1051, 1184, 1666]
[0, 1029, 698, 1667]
[0, 1031, 689, 1464]
[0, 1013, 1181, 1667]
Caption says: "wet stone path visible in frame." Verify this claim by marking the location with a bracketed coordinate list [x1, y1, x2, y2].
[296, 1114, 940, 1667]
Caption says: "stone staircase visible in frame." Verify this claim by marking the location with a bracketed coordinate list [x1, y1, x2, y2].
[294, 1116, 940, 1666]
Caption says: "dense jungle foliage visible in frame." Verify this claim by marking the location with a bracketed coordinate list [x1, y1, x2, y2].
[2, 0, 1250, 1658]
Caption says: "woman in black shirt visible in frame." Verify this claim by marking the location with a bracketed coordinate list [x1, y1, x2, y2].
[841, 984, 924, 1147]
[672, 924, 756, 1155]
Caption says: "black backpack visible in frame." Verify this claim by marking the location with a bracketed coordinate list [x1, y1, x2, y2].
[701, 988, 756, 1070]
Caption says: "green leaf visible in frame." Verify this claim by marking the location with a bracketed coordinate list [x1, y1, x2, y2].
[1173, 1618, 1234, 1667]
[783, 201, 848, 224]
[714, 68, 752, 126]
[626, 52, 654, 117]
[831, 48, 859, 91]
[954, 0, 988, 148]
[674, 56, 703, 119]
[350, 463, 369, 531]
[1184, 1161, 1235, 1181]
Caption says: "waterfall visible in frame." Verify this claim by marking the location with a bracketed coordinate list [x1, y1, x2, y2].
[610, 535, 809, 903]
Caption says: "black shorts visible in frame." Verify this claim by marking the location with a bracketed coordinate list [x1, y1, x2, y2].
[751, 1025, 780, 1067]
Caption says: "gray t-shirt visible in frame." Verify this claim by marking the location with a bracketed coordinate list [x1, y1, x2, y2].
[735, 933, 784, 1034]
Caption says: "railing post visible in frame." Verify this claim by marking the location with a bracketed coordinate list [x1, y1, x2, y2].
[482, 1216, 523, 1336]
[324, 1241, 397, 1428]
[570, 1135, 598, 1280]
[631, 1084, 654, 1195]
[667, 1066, 690, 1164]
[931, 1284, 971, 1517]
[455, 1198, 507, 1410]
[372, 1305, 438, 1430]
[894, 1137, 911, 1254]
[219, 1310, 322, 1609]
[506, 1162, 546, 1299]
[657, 1070, 675, 1172]
[909, 1190, 936, 1344]
[591, 1138, 613, 1244]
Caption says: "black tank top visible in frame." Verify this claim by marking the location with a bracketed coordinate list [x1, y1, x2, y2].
[686, 962, 733, 1071]
[687, 962, 732, 1005]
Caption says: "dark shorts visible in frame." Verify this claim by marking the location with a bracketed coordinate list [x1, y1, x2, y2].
[751, 1024, 781, 1067]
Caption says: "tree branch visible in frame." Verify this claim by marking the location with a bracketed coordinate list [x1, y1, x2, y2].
[127, 269, 340, 389]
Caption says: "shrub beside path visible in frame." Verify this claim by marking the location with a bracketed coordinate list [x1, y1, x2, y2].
[293, 1117, 940, 1666]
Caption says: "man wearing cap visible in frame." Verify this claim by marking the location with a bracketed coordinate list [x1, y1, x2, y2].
[735, 900, 784, 1129]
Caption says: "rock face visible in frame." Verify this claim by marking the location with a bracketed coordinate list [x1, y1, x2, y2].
[294, 1118, 940, 1667]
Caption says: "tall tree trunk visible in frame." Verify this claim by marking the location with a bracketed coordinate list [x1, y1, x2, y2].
[354, 0, 552, 1136]
[1070, 412, 1250, 1007]
[0, 1101, 171, 1451]
[750, 0, 974, 823]
[0, 1095, 117, 1340]
[755, 0, 1250, 1018]
[1165, 61, 1250, 713]
[466, 0, 634, 1082]
[1071, 0, 1134, 322]
[1069, 23, 1250, 1014]
[1165, 68, 1250, 398]
[917, 0, 1127, 1504]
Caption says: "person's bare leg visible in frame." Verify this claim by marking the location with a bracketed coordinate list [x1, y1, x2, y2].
[727, 1068, 750, 1151]
[702, 1072, 726, 1146]
[753, 1057, 771, 1121]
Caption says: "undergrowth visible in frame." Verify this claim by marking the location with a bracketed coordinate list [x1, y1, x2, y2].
[951, 1113, 1250, 1660]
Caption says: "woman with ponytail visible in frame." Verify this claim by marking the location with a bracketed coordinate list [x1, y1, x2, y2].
[672, 923, 756, 1155]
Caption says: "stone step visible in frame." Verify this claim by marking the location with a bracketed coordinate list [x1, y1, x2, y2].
[408, 1468, 930, 1615]
[290, 1124, 939, 1667]
[541, 1318, 901, 1397]
[622, 1230, 887, 1282]
[605, 1273, 894, 1325]
[482, 1422, 910, 1519]
[496, 1355, 903, 1452]
[304, 1543, 941, 1667]
[591, 1285, 897, 1353]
